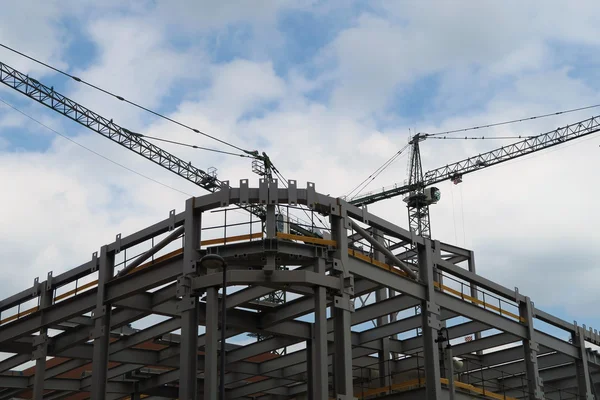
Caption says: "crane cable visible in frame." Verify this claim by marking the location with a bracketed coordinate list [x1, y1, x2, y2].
[0, 96, 193, 197]
[426, 135, 535, 140]
[423, 103, 600, 137]
[123, 129, 254, 158]
[0, 42, 255, 156]
[346, 143, 411, 200]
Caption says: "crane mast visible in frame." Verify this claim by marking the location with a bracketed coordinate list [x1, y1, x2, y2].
[404, 133, 433, 238]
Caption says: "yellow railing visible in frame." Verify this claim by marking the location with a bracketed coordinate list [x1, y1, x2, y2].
[1, 231, 524, 328]
[356, 377, 517, 400]
[0, 233, 262, 325]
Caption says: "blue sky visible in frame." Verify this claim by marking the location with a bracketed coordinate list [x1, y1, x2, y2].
[1, 1, 600, 354]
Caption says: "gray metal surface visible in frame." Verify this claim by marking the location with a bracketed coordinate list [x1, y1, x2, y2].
[0, 182, 597, 400]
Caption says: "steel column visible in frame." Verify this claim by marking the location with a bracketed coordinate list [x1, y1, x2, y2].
[307, 338, 314, 398]
[179, 198, 201, 400]
[91, 246, 115, 400]
[265, 202, 276, 271]
[204, 286, 219, 397]
[468, 250, 482, 351]
[312, 258, 329, 399]
[331, 212, 354, 398]
[444, 346, 455, 400]
[32, 275, 52, 400]
[573, 324, 595, 400]
[373, 228, 391, 387]
[519, 294, 544, 399]
[418, 239, 442, 400]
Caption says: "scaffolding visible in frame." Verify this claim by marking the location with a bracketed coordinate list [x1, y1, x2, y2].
[0, 181, 598, 399]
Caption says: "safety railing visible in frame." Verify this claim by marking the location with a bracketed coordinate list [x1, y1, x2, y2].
[347, 352, 530, 400]
[0, 203, 332, 327]
[0, 217, 262, 326]
[459, 355, 585, 400]
[435, 270, 524, 323]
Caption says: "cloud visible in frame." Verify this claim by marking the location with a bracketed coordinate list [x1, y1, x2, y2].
[1, 1, 600, 339]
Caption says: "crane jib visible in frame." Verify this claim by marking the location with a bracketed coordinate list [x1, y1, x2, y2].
[0, 60, 273, 220]
[350, 115, 600, 207]
[0, 60, 224, 191]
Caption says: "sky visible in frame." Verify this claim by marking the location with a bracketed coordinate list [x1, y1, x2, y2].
[1, 0, 600, 345]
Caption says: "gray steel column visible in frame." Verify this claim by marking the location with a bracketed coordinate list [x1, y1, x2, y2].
[179, 198, 201, 400]
[311, 258, 329, 399]
[418, 239, 442, 399]
[32, 274, 52, 400]
[331, 212, 355, 398]
[388, 288, 398, 360]
[204, 286, 219, 397]
[468, 250, 482, 349]
[373, 228, 391, 388]
[265, 203, 276, 270]
[91, 246, 115, 400]
[444, 346, 455, 400]
[307, 337, 315, 398]
[519, 295, 544, 399]
[573, 324, 594, 400]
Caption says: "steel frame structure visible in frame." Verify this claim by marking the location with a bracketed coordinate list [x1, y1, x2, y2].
[0, 181, 599, 400]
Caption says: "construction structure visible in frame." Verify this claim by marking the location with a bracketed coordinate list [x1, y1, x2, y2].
[0, 182, 599, 399]
[1, 50, 600, 399]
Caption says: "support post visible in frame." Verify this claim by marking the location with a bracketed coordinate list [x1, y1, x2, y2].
[265, 203, 276, 270]
[32, 275, 52, 400]
[331, 211, 355, 398]
[204, 286, 219, 397]
[311, 257, 329, 399]
[444, 346, 456, 400]
[519, 295, 544, 400]
[179, 198, 201, 400]
[573, 324, 595, 400]
[373, 228, 391, 387]
[307, 337, 315, 398]
[418, 239, 442, 400]
[468, 250, 482, 351]
[91, 246, 115, 400]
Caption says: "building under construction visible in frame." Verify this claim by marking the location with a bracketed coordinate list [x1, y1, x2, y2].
[1, 50, 600, 399]
[0, 181, 599, 399]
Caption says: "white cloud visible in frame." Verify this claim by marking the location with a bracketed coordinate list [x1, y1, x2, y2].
[206, 59, 286, 119]
[1, 1, 600, 336]
[318, 1, 600, 116]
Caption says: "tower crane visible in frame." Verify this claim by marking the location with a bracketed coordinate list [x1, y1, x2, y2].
[0, 58, 297, 344]
[349, 116, 600, 240]
[3, 53, 600, 257]
[0, 60, 284, 217]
